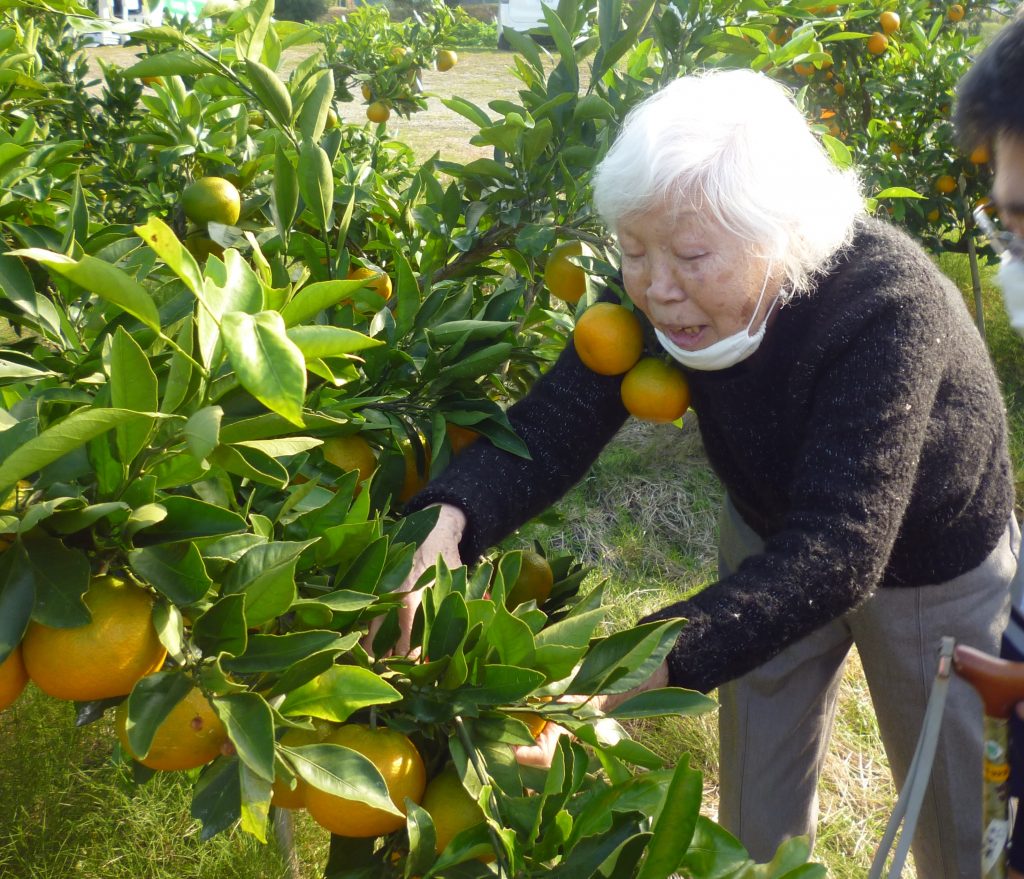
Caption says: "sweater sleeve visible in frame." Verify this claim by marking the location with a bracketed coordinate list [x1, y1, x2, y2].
[644, 287, 954, 693]
[407, 335, 631, 560]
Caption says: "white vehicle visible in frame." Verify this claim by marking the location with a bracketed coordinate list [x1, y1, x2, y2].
[496, 0, 559, 49]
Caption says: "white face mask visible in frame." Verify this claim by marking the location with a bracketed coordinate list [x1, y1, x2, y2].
[654, 261, 779, 371]
[998, 254, 1024, 337]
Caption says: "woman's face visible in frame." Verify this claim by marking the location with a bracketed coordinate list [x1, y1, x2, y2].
[994, 132, 1024, 240]
[617, 200, 782, 351]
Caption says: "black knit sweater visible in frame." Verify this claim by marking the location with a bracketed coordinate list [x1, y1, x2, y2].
[410, 218, 1014, 693]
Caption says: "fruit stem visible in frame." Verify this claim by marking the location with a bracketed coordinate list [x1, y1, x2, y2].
[453, 715, 513, 878]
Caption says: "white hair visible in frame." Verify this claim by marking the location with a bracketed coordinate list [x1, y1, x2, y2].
[592, 68, 864, 296]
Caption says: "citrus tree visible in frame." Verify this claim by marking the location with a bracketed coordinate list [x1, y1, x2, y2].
[0, 1, 828, 877]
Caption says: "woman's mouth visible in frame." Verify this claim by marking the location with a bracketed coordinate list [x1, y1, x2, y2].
[663, 325, 707, 350]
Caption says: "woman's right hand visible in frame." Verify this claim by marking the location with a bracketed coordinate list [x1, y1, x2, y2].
[362, 503, 467, 657]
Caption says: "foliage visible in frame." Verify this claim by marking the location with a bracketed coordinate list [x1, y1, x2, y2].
[447, 7, 498, 48]
[0, 0, 828, 876]
[7, 0, 1004, 873]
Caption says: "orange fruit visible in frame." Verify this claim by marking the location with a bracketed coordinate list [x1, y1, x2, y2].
[793, 62, 815, 77]
[367, 102, 391, 124]
[346, 265, 393, 302]
[390, 46, 408, 61]
[573, 302, 644, 376]
[833, 82, 846, 96]
[620, 358, 690, 423]
[361, 83, 373, 101]
[446, 423, 479, 455]
[22, 575, 167, 702]
[273, 725, 332, 810]
[116, 686, 227, 771]
[969, 144, 990, 165]
[935, 174, 957, 194]
[544, 240, 587, 304]
[322, 434, 378, 486]
[325, 108, 340, 130]
[141, 75, 160, 86]
[181, 177, 241, 226]
[0, 644, 28, 712]
[398, 438, 431, 504]
[505, 550, 554, 610]
[436, 49, 458, 72]
[948, 3, 964, 21]
[520, 711, 548, 739]
[866, 32, 889, 54]
[927, 209, 941, 222]
[880, 11, 900, 34]
[305, 724, 426, 838]
[891, 143, 905, 157]
[421, 766, 486, 854]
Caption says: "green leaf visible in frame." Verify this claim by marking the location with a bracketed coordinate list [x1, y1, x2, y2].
[125, 51, 217, 78]
[192, 594, 248, 658]
[298, 139, 333, 233]
[134, 216, 206, 301]
[11, 249, 160, 332]
[222, 310, 307, 427]
[124, 670, 194, 761]
[208, 444, 289, 488]
[21, 537, 91, 628]
[392, 250, 419, 339]
[567, 619, 686, 696]
[221, 630, 347, 674]
[636, 753, 702, 879]
[279, 279, 367, 327]
[440, 97, 491, 128]
[184, 405, 223, 461]
[238, 763, 272, 843]
[129, 543, 213, 607]
[135, 496, 247, 545]
[488, 603, 536, 668]
[245, 59, 293, 124]
[214, 692, 275, 782]
[279, 665, 401, 722]
[161, 317, 195, 415]
[272, 146, 298, 240]
[874, 186, 924, 200]
[286, 743, 403, 818]
[677, 816, 750, 879]
[457, 664, 545, 706]
[0, 545, 34, 659]
[607, 687, 716, 720]
[286, 326, 383, 359]
[191, 757, 241, 841]
[221, 540, 313, 626]
[297, 68, 334, 143]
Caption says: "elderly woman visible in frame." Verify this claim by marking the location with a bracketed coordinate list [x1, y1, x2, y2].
[402, 69, 1016, 875]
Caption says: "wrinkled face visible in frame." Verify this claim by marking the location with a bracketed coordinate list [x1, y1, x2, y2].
[994, 132, 1024, 241]
[617, 200, 783, 351]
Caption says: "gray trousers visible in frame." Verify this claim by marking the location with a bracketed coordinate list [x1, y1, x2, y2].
[716, 501, 1017, 878]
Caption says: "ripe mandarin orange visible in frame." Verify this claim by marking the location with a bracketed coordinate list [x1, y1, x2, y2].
[505, 550, 554, 609]
[866, 32, 889, 55]
[573, 303, 644, 376]
[0, 644, 28, 712]
[22, 575, 167, 702]
[305, 724, 426, 838]
[117, 686, 227, 771]
[544, 240, 587, 305]
[620, 358, 691, 423]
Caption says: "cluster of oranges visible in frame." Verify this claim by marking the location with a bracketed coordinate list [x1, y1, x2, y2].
[543, 242, 690, 425]
[363, 48, 458, 125]
[0, 574, 229, 771]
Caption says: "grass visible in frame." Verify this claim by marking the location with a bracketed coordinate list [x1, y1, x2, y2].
[16, 45, 1023, 879]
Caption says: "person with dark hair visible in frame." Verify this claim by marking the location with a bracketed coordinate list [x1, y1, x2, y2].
[955, 11, 1024, 878]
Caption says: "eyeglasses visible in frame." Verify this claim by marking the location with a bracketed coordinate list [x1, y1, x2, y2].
[974, 204, 1024, 260]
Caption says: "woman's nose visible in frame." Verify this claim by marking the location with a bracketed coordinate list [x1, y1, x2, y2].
[646, 262, 686, 305]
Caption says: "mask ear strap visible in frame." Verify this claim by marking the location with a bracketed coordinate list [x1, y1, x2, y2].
[745, 259, 777, 335]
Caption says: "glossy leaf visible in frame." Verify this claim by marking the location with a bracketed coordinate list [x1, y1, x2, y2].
[279, 665, 401, 721]
[221, 310, 306, 427]
[215, 691, 275, 782]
